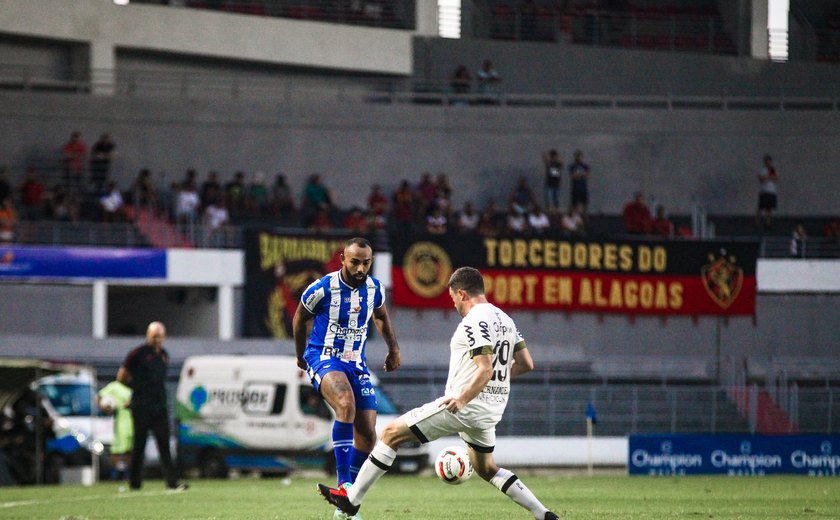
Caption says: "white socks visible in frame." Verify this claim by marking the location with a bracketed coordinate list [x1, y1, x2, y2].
[346, 441, 397, 505]
[490, 468, 550, 519]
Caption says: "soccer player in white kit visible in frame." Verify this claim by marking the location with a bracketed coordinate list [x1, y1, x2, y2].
[318, 266, 558, 520]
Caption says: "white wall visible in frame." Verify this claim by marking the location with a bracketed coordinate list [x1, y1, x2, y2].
[0, 0, 414, 76]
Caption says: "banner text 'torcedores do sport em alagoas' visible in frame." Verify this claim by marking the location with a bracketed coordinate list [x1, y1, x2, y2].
[391, 234, 758, 316]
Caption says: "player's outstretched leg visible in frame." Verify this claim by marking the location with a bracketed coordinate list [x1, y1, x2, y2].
[489, 467, 556, 520]
[318, 441, 398, 517]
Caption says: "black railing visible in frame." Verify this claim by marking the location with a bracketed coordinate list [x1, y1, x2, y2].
[2, 65, 839, 110]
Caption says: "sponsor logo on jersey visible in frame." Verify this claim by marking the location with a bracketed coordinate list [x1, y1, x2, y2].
[464, 324, 475, 347]
[328, 323, 365, 341]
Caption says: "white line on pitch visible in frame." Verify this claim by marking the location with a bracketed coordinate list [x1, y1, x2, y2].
[0, 490, 174, 509]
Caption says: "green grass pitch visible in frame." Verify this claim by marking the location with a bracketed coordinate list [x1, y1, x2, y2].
[1, 473, 838, 519]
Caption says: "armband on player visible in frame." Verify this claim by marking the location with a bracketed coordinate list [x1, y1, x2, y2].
[513, 340, 527, 352]
[469, 345, 494, 358]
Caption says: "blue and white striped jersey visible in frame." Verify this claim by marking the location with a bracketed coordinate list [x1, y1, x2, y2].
[300, 270, 385, 371]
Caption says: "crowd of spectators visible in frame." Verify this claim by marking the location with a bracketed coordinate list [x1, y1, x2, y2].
[0, 135, 836, 252]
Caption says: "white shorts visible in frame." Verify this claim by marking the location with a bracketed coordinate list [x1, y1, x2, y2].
[402, 397, 496, 451]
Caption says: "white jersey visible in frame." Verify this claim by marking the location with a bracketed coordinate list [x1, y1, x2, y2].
[445, 302, 524, 428]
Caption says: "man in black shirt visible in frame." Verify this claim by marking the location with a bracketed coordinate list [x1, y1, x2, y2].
[117, 321, 187, 491]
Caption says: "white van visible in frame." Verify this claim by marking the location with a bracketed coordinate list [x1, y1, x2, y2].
[175, 355, 427, 478]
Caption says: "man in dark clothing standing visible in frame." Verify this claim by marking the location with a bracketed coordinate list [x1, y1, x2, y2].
[117, 321, 187, 491]
[89, 133, 116, 195]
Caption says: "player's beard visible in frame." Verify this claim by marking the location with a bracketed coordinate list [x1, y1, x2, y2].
[342, 267, 366, 288]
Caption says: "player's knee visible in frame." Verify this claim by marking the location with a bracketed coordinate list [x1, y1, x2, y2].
[380, 421, 409, 447]
[333, 393, 356, 420]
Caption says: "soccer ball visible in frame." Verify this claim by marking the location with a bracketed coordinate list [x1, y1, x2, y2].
[434, 446, 473, 485]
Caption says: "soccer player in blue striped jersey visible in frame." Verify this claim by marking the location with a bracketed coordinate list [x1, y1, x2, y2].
[293, 237, 401, 513]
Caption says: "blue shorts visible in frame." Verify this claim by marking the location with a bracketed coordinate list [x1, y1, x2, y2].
[304, 349, 378, 411]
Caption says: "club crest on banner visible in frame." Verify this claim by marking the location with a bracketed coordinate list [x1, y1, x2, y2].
[700, 249, 743, 309]
[402, 242, 452, 298]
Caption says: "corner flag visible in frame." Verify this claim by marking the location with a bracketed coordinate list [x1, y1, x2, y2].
[585, 402, 598, 425]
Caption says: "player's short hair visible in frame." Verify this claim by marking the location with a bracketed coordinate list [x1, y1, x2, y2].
[345, 237, 372, 250]
[448, 267, 485, 296]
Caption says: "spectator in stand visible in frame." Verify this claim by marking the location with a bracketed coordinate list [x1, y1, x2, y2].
[155, 173, 174, 219]
[824, 217, 840, 242]
[456, 201, 479, 234]
[542, 149, 563, 214]
[822, 218, 840, 257]
[568, 149, 590, 217]
[99, 181, 126, 222]
[650, 205, 673, 238]
[89, 133, 116, 195]
[61, 131, 88, 192]
[343, 207, 370, 234]
[756, 154, 780, 231]
[622, 191, 652, 234]
[0, 168, 11, 204]
[790, 222, 807, 258]
[476, 59, 501, 102]
[505, 202, 528, 235]
[203, 197, 230, 247]
[508, 175, 537, 215]
[415, 172, 438, 219]
[182, 169, 198, 192]
[225, 171, 247, 218]
[477, 204, 499, 238]
[18, 167, 45, 220]
[450, 65, 472, 95]
[366, 184, 388, 231]
[46, 184, 80, 222]
[425, 205, 448, 235]
[435, 173, 453, 216]
[392, 180, 414, 235]
[175, 180, 200, 233]
[302, 174, 333, 227]
[528, 204, 551, 234]
[247, 171, 269, 217]
[309, 207, 332, 233]
[561, 206, 585, 237]
[200, 171, 222, 209]
[130, 169, 157, 210]
[270, 173, 296, 222]
[0, 196, 16, 243]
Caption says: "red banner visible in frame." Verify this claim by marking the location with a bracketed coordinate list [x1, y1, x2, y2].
[390, 235, 758, 316]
